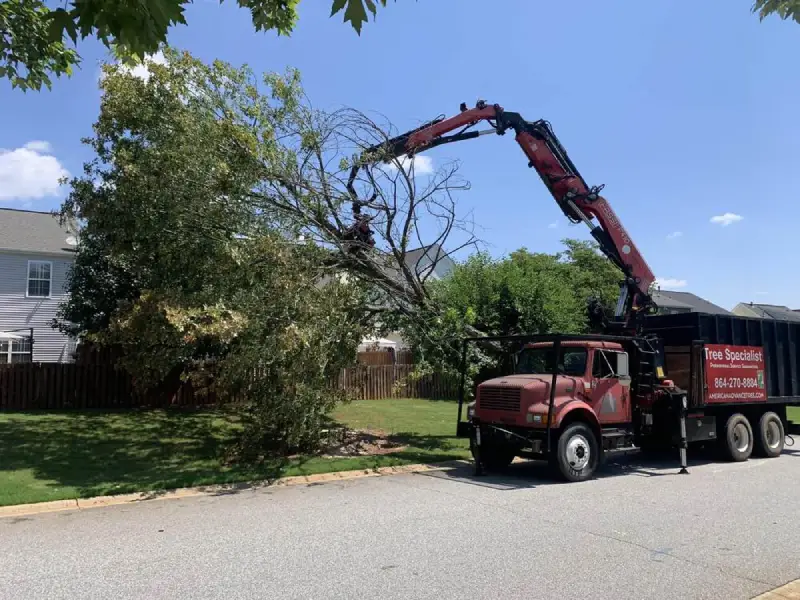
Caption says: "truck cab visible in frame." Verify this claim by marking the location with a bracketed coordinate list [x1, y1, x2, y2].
[463, 338, 641, 482]
[474, 341, 633, 427]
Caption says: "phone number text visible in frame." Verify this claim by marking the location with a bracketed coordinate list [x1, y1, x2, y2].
[713, 377, 760, 389]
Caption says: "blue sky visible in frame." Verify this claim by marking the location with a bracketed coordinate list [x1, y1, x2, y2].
[1, 0, 797, 311]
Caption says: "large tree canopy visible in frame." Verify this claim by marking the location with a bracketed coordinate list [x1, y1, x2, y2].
[59, 47, 475, 335]
[58, 50, 381, 457]
[2, 0, 401, 90]
[57, 48, 477, 456]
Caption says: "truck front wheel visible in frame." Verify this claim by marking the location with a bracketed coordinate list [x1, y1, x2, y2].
[554, 423, 599, 482]
[722, 413, 753, 462]
[471, 439, 515, 472]
[754, 411, 784, 458]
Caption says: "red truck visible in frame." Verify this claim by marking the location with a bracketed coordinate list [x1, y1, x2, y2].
[456, 316, 800, 482]
[346, 100, 799, 482]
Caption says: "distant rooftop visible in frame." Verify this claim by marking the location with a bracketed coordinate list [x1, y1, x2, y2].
[732, 302, 800, 323]
[0, 208, 79, 256]
[652, 290, 731, 315]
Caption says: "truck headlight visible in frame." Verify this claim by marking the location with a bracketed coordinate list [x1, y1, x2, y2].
[467, 404, 475, 420]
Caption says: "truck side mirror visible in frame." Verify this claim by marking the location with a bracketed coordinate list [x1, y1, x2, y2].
[617, 352, 630, 378]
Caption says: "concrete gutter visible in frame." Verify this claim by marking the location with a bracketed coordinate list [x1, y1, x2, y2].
[0, 460, 468, 519]
[751, 579, 800, 599]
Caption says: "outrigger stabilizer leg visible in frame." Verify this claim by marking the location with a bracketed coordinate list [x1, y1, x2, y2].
[472, 426, 485, 477]
[678, 394, 689, 475]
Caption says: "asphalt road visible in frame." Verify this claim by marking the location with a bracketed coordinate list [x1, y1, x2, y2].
[2, 448, 800, 600]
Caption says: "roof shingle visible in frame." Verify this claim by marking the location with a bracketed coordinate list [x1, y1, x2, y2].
[734, 303, 800, 322]
[652, 290, 731, 315]
[0, 208, 78, 256]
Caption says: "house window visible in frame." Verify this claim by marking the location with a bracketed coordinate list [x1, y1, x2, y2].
[0, 338, 32, 363]
[27, 261, 52, 297]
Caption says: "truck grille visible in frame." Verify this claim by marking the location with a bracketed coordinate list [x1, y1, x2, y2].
[478, 387, 521, 412]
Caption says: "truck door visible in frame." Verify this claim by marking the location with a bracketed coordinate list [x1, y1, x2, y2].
[590, 350, 632, 425]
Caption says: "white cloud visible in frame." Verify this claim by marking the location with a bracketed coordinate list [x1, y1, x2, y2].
[23, 140, 52, 153]
[666, 231, 682, 240]
[655, 277, 688, 289]
[0, 142, 69, 202]
[382, 154, 434, 176]
[99, 50, 167, 84]
[710, 212, 743, 227]
[547, 222, 558, 229]
[127, 51, 167, 82]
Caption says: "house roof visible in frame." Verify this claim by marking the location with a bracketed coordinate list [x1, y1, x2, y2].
[651, 290, 731, 315]
[0, 208, 79, 256]
[370, 243, 455, 284]
[403, 245, 456, 278]
[734, 303, 800, 322]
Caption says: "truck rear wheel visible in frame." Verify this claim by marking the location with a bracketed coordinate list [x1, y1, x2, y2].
[722, 413, 753, 462]
[754, 411, 784, 458]
[554, 423, 599, 482]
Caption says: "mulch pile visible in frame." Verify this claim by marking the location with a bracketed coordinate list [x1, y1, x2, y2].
[320, 427, 407, 458]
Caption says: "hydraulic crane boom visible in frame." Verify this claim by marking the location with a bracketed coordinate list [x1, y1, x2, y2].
[346, 100, 657, 333]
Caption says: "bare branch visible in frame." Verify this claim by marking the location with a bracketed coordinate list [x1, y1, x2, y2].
[187, 83, 485, 327]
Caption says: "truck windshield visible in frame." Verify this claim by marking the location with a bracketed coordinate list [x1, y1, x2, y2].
[516, 347, 588, 376]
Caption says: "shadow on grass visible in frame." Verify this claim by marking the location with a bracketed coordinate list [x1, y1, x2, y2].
[0, 409, 284, 502]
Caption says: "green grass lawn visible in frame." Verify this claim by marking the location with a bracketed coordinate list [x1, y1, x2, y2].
[3, 403, 796, 508]
[0, 399, 469, 507]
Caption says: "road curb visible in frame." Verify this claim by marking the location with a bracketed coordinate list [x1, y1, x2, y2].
[0, 460, 468, 519]
[751, 579, 800, 599]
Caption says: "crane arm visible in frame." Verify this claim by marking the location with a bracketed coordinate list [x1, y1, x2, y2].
[346, 100, 657, 331]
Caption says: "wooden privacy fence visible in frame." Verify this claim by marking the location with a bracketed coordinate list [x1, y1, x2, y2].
[338, 365, 458, 400]
[0, 362, 457, 410]
[0, 363, 221, 411]
[356, 350, 414, 366]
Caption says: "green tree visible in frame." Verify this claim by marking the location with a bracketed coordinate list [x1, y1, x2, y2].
[58, 50, 370, 458]
[58, 47, 478, 458]
[58, 47, 472, 334]
[2, 0, 402, 91]
[391, 240, 622, 394]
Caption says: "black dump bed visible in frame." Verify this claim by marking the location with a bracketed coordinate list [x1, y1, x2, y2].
[644, 312, 800, 401]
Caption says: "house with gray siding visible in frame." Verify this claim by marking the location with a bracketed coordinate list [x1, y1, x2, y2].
[0, 208, 79, 363]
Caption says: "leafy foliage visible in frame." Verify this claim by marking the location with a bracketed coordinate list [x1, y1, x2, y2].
[752, 0, 800, 23]
[391, 239, 622, 395]
[58, 51, 369, 457]
[1, 0, 402, 91]
[330, 0, 399, 35]
[4, 1, 798, 92]
[53, 226, 141, 338]
[0, 0, 78, 91]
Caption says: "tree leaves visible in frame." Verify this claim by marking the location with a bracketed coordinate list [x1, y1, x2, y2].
[3, 1, 798, 92]
[752, 0, 800, 23]
[392, 240, 622, 394]
[2, 0, 401, 91]
[331, 0, 393, 34]
[57, 51, 369, 458]
[0, 0, 79, 91]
